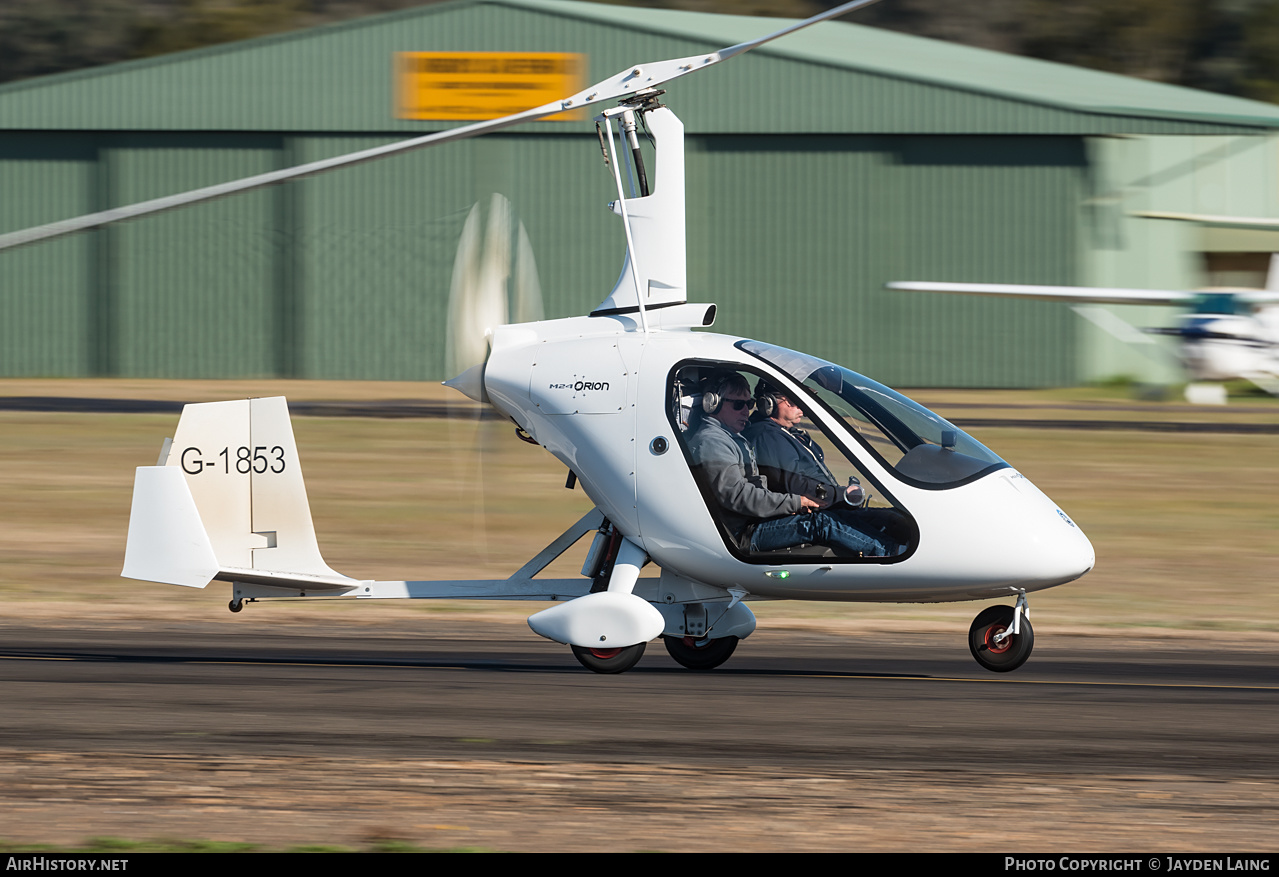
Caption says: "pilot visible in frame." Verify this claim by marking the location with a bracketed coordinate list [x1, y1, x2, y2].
[744, 380, 900, 555]
[686, 371, 890, 558]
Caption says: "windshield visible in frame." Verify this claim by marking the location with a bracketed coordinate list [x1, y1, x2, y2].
[737, 340, 1008, 488]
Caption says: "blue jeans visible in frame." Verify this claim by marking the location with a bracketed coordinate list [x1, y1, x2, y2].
[749, 510, 890, 557]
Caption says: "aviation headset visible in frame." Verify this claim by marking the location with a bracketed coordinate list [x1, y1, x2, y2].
[700, 371, 751, 415]
[753, 380, 787, 419]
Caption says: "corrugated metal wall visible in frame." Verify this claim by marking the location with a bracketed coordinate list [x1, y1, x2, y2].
[3, 0, 1273, 386]
[293, 131, 618, 379]
[295, 134, 468, 381]
[689, 134, 1083, 386]
[109, 134, 280, 377]
[0, 126, 1090, 386]
[0, 134, 96, 376]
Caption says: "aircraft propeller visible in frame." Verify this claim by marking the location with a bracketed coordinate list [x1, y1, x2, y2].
[443, 193, 547, 558]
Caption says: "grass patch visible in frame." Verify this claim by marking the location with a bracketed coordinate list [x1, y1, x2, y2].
[1, 382, 1276, 632]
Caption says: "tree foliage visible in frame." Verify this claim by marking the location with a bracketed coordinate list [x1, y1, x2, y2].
[0, 0, 434, 84]
[3, 0, 1279, 106]
[854, 0, 1279, 104]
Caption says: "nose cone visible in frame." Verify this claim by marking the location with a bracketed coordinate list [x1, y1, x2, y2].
[1037, 506, 1095, 586]
[1005, 477, 1094, 589]
[443, 362, 489, 403]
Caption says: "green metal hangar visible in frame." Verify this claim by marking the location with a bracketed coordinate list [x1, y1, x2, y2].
[4, 0, 1279, 386]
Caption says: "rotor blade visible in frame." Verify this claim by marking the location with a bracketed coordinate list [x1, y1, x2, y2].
[717, 0, 887, 61]
[888, 280, 1196, 306]
[0, 0, 884, 254]
[0, 103, 559, 252]
[1133, 210, 1279, 229]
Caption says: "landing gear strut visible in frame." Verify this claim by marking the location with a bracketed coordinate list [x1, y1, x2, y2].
[968, 592, 1034, 673]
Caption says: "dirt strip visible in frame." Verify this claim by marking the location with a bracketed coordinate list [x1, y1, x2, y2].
[2, 750, 1277, 852]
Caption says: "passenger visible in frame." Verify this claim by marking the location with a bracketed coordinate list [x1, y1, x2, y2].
[686, 371, 890, 558]
[744, 380, 901, 555]
[745, 380, 849, 502]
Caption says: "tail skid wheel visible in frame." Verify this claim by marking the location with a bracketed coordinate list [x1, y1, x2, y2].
[968, 604, 1034, 673]
[662, 635, 738, 670]
[570, 641, 646, 674]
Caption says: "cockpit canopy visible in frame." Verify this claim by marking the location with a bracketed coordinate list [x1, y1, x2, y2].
[737, 340, 1008, 489]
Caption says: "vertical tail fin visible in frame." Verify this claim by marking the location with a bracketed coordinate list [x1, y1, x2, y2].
[122, 397, 352, 588]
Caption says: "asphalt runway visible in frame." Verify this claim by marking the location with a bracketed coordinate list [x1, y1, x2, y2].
[2, 620, 1275, 777]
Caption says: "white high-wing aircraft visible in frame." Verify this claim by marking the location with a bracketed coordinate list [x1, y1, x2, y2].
[2, 0, 1095, 674]
[889, 248, 1279, 402]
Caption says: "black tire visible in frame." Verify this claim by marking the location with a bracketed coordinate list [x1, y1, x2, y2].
[662, 635, 738, 670]
[968, 604, 1034, 673]
[570, 642, 646, 674]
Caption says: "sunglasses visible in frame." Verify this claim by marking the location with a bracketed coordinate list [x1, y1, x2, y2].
[725, 398, 756, 411]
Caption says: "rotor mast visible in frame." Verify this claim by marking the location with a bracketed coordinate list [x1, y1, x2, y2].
[593, 92, 686, 329]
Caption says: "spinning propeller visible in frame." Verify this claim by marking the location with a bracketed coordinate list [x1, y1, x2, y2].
[446, 194, 544, 377]
[444, 193, 546, 558]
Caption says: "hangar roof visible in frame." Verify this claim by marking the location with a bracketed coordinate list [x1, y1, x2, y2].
[3, 0, 1279, 135]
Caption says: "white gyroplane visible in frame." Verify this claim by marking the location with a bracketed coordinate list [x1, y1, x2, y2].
[3, 0, 1095, 673]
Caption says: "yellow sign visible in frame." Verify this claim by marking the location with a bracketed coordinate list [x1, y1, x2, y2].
[396, 52, 587, 121]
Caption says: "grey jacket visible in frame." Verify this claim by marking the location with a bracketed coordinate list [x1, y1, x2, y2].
[686, 414, 802, 540]
[744, 417, 838, 501]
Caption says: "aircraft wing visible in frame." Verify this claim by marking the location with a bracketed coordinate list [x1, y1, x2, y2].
[1133, 210, 1279, 229]
[886, 281, 1196, 306]
[1236, 290, 1279, 305]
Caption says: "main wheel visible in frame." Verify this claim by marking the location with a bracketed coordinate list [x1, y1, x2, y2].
[968, 605, 1034, 673]
[570, 642, 646, 674]
[662, 635, 738, 670]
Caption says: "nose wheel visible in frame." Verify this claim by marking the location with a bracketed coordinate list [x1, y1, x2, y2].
[968, 601, 1034, 673]
[570, 642, 646, 674]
